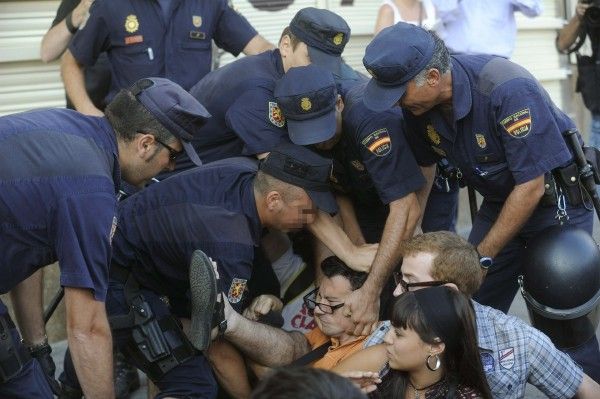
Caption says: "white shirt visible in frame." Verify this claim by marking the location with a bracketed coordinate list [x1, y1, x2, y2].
[380, 0, 438, 30]
[432, 0, 543, 58]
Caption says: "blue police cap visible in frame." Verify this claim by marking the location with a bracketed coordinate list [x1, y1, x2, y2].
[362, 22, 435, 112]
[274, 65, 337, 146]
[260, 142, 337, 214]
[290, 7, 350, 76]
[130, 77, 211, 166]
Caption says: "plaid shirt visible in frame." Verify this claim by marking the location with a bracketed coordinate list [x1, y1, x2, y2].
[365, 301, 583, 398]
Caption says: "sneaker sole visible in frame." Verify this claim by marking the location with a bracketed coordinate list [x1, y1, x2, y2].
[188, 249, 218, 351]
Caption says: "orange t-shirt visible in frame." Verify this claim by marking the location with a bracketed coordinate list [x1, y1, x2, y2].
[304, 327, 367, 369]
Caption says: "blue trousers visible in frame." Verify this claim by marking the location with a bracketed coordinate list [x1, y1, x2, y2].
[470, 200, 600, 382]
[0, 301, 53, 399]
[61, 280, 217, 398]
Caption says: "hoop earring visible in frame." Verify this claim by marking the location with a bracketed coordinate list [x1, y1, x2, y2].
[426, 354, 441, 371]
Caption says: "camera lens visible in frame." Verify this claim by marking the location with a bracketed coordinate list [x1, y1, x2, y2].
[584, 4, 600, 28]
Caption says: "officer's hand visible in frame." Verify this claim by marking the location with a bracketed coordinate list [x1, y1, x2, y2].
[339, 371, 381, 394]
[29, 342, 61, 395]
[343, 288, 379, 336]
[347, 243, 378, 273]
[73, 0, 95, 28]
[243, 294, 283, 321]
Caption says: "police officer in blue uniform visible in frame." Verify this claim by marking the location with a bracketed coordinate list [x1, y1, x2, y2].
[185, 7, 358, 170]
[60, 143, 337, 398]
[62, 0, 273, 115]
[273, 65, 426, 333]
[0, 77, 210, 398]
[362, 22, 600, 382]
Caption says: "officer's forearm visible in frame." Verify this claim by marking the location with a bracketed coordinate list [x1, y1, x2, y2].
[242, 34, 275, 55]
[576, 373, 600, 398]
[337, 195, 366, 246]
[363, 194, 420, 295]
[41, 21, 74, 63]
[308, 210, 374, 271]
[477, 175, 545, 258]
[9, 270, 46, 346]
[416, 165, 436, 226]
[61, 49, 101, 115]
[65, 287, 114, 399]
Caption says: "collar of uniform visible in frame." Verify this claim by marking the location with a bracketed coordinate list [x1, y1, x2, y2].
[450, 56, 472, 122]
[272, 49, 285, 77]
[242, 174, 262, 246]
[472, 300, 494, 352]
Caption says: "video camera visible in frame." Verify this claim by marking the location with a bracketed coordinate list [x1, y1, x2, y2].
[583, 0, 600, 27]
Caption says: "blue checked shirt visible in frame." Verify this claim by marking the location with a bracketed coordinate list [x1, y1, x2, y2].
[366, 301, 583, 398]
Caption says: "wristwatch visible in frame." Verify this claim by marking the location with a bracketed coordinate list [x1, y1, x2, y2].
[479, 256, 493, 270]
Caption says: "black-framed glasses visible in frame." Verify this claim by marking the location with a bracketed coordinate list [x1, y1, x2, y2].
[303, 287, 344, 316]
[155, 138, 183, 161]
[393, 271, 448, 292]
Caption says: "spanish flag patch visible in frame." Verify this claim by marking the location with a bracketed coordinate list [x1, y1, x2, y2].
[362, 128, 391, 157]
[500, 108, 532, 138]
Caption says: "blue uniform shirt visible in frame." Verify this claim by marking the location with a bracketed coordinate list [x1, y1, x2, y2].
[186, 49, 288, 169]
[70, 0, 257, 102]
[0, 109, 120, 301]
[404, 55, 575, 202]
[112, 158, 262, 310]
[331, 83, 425, 207]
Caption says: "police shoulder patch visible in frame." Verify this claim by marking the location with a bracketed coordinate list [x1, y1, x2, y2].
[268, 101, 285, 128]
[228, 278, 247, 304]
[362, 128, 391, 157]
[500, 108, 532, 138]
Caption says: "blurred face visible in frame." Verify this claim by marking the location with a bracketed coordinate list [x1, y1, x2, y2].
[313, 99, 344, 151]
[393, 252, 436, 297]
[273, 189, 317, 231]
[313, 275, 356, 338]
[383, 326, 431, 372]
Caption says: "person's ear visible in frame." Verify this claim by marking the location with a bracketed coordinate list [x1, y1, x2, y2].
[336, 94, 344, 113]
[279, 35, 291, 57]
[265, 191, 283, 211]
[135, 132, 156, 158]
[430, 338, 445, 356]
[426, 68, 441, 87]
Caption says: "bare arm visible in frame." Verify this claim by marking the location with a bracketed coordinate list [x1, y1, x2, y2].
[223, 299, 311, 366]
[374, 5, 394, 36]
[206, 338, 252, 399]
[476, 175, 545, 260]
[40, 0, 94, 62]
[557, 2, 590, 53]
[416, 165, 436, 226]
[575, 374, 600, 398]
[65, 287, 114, 399]
[344, 193, 421, 336]
[337, 195, 366, 246]
[308, 210, 377, 272]
[242, 34, 275, 55]
[333, 344, 388, 374]
[61, 49, 103, 116]
[9, 270, 46, 346]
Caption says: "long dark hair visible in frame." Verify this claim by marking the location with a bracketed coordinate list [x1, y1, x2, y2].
[378, 287, 492, 399]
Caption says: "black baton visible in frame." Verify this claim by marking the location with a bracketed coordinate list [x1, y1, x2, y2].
[563, 128, 600, 221]
[43, 287, 64, 324]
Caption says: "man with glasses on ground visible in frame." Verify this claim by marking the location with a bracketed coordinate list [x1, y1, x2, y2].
[334, 232, 600, 399]
[218, 255, 373, 370]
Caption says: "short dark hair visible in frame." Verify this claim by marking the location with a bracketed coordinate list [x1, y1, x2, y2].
[105, 89, 175, 144]
[279, 26, 301, 49]
[251, 367, 366, 399]
[321, 256, 368, 291]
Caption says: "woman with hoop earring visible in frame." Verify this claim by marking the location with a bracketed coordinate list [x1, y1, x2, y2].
[377, 286, 492, 399]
